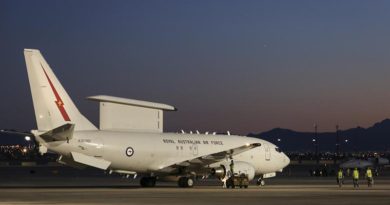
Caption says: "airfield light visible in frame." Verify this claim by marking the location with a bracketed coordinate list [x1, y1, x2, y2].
[345, 139, 348, 143]
[312, 139, 316, 142]
[277, 138, 281, 142]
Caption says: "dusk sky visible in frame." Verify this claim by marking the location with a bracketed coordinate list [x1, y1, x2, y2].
[1, 0, 390, 135]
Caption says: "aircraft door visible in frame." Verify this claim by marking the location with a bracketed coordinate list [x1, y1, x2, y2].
[192, 144, 198, 156]
[265, 144, 271, 161]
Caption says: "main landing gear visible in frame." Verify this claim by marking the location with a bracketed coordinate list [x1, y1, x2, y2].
[140, 176, 194, 188]
[140, 177, 156, 187]
[178, 177, 194, 188]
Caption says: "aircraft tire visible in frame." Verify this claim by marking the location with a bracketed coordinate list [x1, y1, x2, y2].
[140, 177, 156, 187]
[178, 177, 194, 188]
[257, 178, 265, 186]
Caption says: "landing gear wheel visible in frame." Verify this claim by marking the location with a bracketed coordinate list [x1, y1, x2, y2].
[140, 177, 156, 187]
[257, 178, 265, 186]
[178, 177, 194, 188]
[260, 180, 265, 186]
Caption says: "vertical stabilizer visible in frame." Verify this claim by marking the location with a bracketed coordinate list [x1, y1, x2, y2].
[24, 49, 97, 131]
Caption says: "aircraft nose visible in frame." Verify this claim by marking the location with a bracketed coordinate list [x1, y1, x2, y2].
[283, 153, 290, 168]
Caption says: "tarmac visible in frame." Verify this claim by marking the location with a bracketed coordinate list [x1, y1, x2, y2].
[0, 164, 389, 205]
[1, 184, 390, 205]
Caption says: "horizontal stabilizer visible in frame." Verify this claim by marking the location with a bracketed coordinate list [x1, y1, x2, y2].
[71, 152, 111, 170]
[0, 130, 34, 136]
[40, 123, 74, 142]
[57, 155, 87, 169]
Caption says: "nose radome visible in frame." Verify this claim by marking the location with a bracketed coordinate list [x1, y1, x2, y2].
[283, 153, 290, 167]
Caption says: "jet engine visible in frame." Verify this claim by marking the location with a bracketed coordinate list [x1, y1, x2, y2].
[210, 165, 227, 179]
[211, 161, 256, 181]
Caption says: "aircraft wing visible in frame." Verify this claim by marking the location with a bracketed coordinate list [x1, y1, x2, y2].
[158, 143, 261, 173]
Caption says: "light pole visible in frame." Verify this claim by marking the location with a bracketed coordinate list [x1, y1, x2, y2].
[335, 124, 340, 164]
[314, 124, 319, 164]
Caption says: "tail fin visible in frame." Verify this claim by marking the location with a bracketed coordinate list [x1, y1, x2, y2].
[24, 49, 97, 131]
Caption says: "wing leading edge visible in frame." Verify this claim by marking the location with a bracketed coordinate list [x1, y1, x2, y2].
[158, 143, 261, 173]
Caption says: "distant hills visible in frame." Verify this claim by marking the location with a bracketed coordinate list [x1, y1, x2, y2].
[248, 119, 390, 152]
[1, 119, 390, 152]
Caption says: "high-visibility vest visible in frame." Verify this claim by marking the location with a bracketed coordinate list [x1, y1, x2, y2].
[338, 171, 343, 179]
[353, 170, 359, 179]
[366, 169, 373, 178]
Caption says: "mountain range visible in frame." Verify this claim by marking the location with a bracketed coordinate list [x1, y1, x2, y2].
[248, 119, 390, 152]
[1, 119, 390, 152]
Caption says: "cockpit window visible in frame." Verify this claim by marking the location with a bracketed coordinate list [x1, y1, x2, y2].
[275, 147, 282, 153]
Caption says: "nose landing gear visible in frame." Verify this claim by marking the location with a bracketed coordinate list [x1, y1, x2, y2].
[256, 177, 265, 186]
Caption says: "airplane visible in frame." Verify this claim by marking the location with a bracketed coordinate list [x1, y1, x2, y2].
[340, 157, 389, 173]
[20, 49, 290, 188]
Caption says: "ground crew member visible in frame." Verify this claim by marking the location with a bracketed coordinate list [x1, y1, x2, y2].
[352, 168, 359, 188]
[230, 160, 235, 174]
[337, 169, 344, 187]
[366, 167, 373, 187]
[222, 160, 234, 188]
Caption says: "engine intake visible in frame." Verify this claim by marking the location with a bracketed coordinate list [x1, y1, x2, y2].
[210, 165, 226, 179]
[210, 162, 256, 181]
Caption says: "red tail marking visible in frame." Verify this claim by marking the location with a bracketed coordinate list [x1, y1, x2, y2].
[41, 63, 71, 121]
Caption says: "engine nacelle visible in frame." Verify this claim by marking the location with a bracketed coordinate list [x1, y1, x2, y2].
[233, 161, 256, 180]
[211, 161, 256, 181]
[210, 165, 227, 179]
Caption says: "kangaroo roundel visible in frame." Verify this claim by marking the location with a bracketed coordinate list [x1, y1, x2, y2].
[126, 147, 134, 157]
